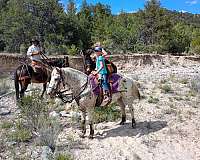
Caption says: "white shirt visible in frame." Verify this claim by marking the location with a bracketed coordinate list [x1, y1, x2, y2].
[27, 44, 42, 62]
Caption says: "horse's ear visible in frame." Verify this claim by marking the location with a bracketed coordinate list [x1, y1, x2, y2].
[55, 67, 60, 72]
[80, 50, 84, 56]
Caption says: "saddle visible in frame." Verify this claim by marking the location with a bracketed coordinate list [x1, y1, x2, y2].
[31, 61, 49, 82]
[89, 73, 122, 107]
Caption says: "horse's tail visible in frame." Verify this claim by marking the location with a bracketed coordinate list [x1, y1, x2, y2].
[132, 82, 140, 100]
[14, 69, 20, 100]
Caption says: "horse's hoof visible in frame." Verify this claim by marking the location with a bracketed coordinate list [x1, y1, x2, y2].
[119, 116, 126, 125]
[40, 96, 44, 100]
[132, 119, 136, 128]
[132, 124, 136, 128]
[79, 134, 85, 138]
[88, 135, 94, 139]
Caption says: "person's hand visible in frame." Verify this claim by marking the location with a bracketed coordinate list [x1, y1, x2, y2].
[32, 51, 40, 55]
[91, 71, 97, 75]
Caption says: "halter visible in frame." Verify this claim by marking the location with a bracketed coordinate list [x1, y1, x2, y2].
[51, 68, 88, 103]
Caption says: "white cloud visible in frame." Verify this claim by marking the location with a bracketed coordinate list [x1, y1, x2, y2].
[127, 10, 138, 14]
[116, 10, 138, 15]
[185, 0, 198, 5]
[179, 10, 189, 13]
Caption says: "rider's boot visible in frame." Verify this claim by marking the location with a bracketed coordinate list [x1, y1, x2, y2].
[102, 90, 111, 106]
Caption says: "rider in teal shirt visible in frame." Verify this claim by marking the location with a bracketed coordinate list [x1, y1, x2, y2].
[93, 46, 111, 102]
[96, 55, 107, 75]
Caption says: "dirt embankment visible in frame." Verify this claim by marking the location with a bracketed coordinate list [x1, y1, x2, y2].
[1, 52, 200, 74]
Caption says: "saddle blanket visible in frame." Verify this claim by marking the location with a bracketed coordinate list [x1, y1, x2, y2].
[89, 73, 122, 95]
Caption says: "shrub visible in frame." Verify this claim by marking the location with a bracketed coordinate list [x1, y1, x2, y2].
[55, 153, 74, 160]
[67, 44, 78, 56]
[160, 84, 173, 93]
[179, 78, 189, 84]
[37, 117, 61, 152]
[45, 44, 68, 55]
[0, 79, 10, 95]
[93, 103, 121, 123]
[1, 121, 13, 129]
[18, 92, 49, 131]
[19, 92, 62, 152]
[8, 120, 32, 142]
[190, 36, 200, 54]
[148, 96, 159, 104]
[134, 43, 163, 53]
[20, 44, 28, 54]
[189, 79, 200, 93]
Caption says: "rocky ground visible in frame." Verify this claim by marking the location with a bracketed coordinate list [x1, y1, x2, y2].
[0, 55, 200, 160]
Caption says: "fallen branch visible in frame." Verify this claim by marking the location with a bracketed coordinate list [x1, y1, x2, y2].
[0, 91, 15, 99]
[0, 88, 41, 99]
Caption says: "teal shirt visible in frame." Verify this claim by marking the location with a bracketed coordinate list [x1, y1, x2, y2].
[96, 55, 107, 75]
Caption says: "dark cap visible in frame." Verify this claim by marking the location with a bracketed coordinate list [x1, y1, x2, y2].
[94, 46, 102, 52]
[31, 38, 39, 44]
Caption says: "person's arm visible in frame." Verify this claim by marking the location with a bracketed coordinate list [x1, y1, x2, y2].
[102, 48, 107, 56]
[93, 56, 105, 75]
[27, 47, 32, 56]
[96, 61, 104, 73]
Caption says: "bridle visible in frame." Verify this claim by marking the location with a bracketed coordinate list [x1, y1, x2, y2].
[50, 68, 88, 103]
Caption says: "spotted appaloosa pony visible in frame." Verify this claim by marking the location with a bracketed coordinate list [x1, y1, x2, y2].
[47, 67, 140, 138]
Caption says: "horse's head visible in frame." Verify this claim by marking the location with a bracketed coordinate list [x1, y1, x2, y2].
[47, 67, 62, 97]
[83, 50, 96, 75]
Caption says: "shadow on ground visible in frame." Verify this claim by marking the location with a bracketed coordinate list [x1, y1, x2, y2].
[95, 120, 167, 139]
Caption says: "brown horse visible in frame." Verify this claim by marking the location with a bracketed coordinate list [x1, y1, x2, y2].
[14, 58, 69, 100]
[81, 49, 117, 75]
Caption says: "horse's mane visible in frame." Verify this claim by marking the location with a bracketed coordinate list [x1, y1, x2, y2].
[62, 67, 87, 77]
[60, 67, 88, 84]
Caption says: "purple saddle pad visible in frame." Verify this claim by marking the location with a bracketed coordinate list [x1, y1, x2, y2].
[88, 73, 122, 95]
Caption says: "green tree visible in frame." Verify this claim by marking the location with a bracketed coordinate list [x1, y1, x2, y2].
[190, 28, 200, 54]
[90, 3, 112, 44]
[66, 0, 76, 15]
[108, 12, 139, 53]
[77, 0, 93, 49]
[168, 23, 192, 53]
[1, 0, 65, 53]
[139, 0, 162, 45]
[137, 0, 173, 53]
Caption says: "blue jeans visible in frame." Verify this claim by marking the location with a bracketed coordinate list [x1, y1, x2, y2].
[101, 74, 110, 91]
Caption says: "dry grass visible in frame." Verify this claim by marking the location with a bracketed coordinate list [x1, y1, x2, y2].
[0, 79, 10, 95]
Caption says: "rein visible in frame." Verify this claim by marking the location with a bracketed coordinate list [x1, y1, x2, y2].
[55, 69, 88, 103]
[40, 52, 53, 70]
[57, 80, 88, 103]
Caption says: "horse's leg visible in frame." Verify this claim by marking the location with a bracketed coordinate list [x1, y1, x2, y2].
[117, 98, 126, 125]
[20, 81, 28, 98]
[127, 100, 136, 128]
[41, 83, 47, 98]
[14, 75, 20, 100]
[88, 107, 94, 139]
[80, 111, 86, 138]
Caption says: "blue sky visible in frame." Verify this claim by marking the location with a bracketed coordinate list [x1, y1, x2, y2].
[60, 0, 200, 14]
